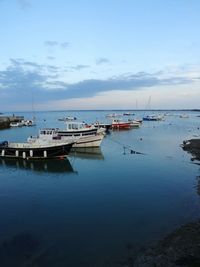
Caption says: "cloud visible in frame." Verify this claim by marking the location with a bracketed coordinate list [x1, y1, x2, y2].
[44, 41, 58, 47]
[70, 64, 90, 71]
[0, 59, 198, 111]
[60, 42, 69, 49]
[17, 0, 31, 9]
[96, 58, 110, 65]
[47, 56, 56, 60]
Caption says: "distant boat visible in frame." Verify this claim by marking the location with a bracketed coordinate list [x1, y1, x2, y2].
[123, 112, 135, 116]
[143, 114, 163, 121]
[10, 122, 24, 127]
[179, 114, 189, 118]
[58, 116, 77, 121]
[10, 119, 36, 127]
[111, 119, 131, 129]
[128, 119, 141, 128]
[106, 113, 122, 118]
[22, 119, 36, 126]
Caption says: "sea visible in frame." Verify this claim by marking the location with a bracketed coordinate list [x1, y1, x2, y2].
[0, 110, 200, 267]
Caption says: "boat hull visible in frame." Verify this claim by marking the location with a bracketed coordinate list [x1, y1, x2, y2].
[112, 123, 131, 129]
[59, 134, 104, 148]
[0, 142, 74, 160]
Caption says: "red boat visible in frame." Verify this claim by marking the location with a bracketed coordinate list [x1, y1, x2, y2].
[111, 119, 131, 129]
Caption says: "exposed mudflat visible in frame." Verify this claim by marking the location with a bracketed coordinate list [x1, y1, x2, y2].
[182, 139, 200, 161]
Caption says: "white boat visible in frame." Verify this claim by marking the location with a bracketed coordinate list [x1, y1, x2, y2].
[128, 119, 141, 128]
[58, 116, 77, 121]
[57, 121, 105, 148]
[22, 119, 36, 126]
[10, 121, 24, 127]
[0, 134, 74, 160]
[105, 113, 122, 118]
[179, 114, 189, 118]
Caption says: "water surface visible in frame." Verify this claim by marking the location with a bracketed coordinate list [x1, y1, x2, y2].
[0, 110, 200, 266]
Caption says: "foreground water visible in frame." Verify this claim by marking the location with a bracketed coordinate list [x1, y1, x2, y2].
[0, 110, 200, 266]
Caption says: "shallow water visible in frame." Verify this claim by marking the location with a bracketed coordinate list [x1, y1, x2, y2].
[0, 110, 200, 266]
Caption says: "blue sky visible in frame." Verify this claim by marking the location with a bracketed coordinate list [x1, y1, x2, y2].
[0, 0, 200, 111]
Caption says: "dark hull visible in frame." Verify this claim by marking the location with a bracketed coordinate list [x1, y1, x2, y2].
[0, 142, 74, 160]
[143, 118, 158, 121]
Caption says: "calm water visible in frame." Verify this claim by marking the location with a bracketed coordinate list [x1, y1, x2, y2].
[0, 110, 200, 266]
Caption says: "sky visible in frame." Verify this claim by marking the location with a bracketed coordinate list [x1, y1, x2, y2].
[0, 0, 200, 111]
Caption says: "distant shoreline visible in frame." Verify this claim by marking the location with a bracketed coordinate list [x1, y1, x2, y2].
[1, 109, 200, 113]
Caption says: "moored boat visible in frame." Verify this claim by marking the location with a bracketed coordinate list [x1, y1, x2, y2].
[57, 121, 105, 148]
[0, 138, 74, 160]
[128, 119, 141, 128]
[111, 119, 131, 129]
[143, 114, 163, 121]
[58, 116, 77, 121]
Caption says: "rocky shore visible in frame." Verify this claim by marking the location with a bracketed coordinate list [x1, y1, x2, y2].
[182, 139, 200, 161]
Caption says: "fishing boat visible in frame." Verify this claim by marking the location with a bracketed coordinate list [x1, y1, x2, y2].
[111, 119, 131, 129]
[0, 135, 74, 160]
[57, 121, 105, 148]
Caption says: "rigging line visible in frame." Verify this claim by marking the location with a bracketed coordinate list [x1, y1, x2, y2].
[107, 136, 146, 155]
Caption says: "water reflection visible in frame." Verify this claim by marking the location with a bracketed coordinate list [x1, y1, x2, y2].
[0, 158, 74, 173]
[69, 147, 104, 160]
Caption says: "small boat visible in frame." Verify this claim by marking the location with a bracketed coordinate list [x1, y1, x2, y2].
[128, 119, 141, 128]
[143, 114, 163, 121]
[0, 135, 74, 160]
[105, 113, 122, 118]
[111, 119, 131, 129]
[123, 112, 135, 116]
[22, 119, 36, 126]
[58, 116, 77, 121]
[10, 121, 24, 127]
[179, 114, 189, 118]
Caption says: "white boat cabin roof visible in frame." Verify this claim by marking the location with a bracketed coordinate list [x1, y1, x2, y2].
[65, 121, 87, 130]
